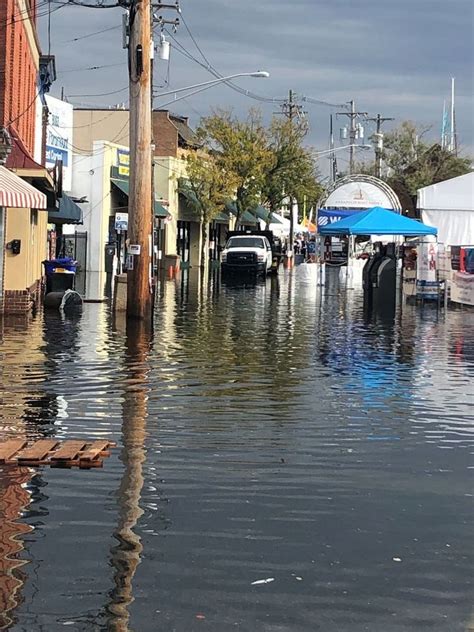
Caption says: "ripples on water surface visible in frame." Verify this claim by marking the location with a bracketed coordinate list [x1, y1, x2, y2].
[0, 269, 472, 631]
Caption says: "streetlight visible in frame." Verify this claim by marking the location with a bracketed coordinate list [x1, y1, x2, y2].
[153, 71, 270, 107]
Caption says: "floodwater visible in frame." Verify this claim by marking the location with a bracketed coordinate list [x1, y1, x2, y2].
[0, 268, 472, 632]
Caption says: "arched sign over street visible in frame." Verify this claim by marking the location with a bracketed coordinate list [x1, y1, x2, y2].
[318, 175, 401, 227]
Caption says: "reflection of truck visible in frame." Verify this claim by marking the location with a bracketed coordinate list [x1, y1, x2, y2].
[221, 230, 283, 276]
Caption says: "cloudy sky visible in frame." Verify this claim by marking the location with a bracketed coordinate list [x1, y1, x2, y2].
[41, 0, 473, 169]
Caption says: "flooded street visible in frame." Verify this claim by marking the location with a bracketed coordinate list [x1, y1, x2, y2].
[0, 269, 473, 632]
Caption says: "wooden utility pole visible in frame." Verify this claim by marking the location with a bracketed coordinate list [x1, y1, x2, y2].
[281, 89, 303, 261]
[127, 0, 153, 320]
[337, 100, 367, 175]
[366, 113, 394, 178]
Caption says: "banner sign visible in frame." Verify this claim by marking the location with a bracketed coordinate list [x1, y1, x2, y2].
[45, 95, 73, 192]
[117, 149, 130, 177]
[416, 237, 439, 299]
[450, 272, 474, 306]
[317, 208, 361, 228]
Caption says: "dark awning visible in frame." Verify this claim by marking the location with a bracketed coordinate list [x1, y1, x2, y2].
[255, 206, 284, 225]
[226, 202, 258, 225]
[48, 193, 83, 225]
[111, 178, 169, 218]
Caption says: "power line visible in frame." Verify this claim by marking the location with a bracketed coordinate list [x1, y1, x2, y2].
[66, 86, 128, 98]
[163, 26, 286, 104]
[57, 62, 123, 73]
[59, 24, 121, 43]
[0, 2, 67, 28]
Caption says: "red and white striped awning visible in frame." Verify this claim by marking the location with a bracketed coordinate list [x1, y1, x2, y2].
[0, 165, 47, 209]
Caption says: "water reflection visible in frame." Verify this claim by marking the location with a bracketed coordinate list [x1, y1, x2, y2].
[0, 271, 472, 631]
[107, 317, 152, 630]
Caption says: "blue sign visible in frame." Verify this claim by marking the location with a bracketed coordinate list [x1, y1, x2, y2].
[317, 208, 363, 227]
[46, 146, 69, 166]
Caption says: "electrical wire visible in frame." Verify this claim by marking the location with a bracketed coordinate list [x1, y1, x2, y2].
[57, 62, 123, 74]
[0, 2, 66, 28]
[174, 14, 349, 110]
[59, 24, 121, 43]
[6, 89, 42, 127]
[164, 28, 286, 104]
[66, 86, 128, 98]
[47, 0, 52, 56]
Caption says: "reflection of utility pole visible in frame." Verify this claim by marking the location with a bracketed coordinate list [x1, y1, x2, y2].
[107, 318, 152, 631]
[337, 100, 367, 175]
[366, 113, 394, 178]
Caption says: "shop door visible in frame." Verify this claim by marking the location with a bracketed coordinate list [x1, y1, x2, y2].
[64, 232, 87, 296]
[177, 220, 191, 263]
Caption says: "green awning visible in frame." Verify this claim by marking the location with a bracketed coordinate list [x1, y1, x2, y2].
[213, 211, 230, 223]
[255, 206, 284, 225]
[48, 193, 83, 225]
[154, 200, 169, 218]
[112, 178, 170, 218]
[112, 177, 129, 196]
[226, 202, 258, 225]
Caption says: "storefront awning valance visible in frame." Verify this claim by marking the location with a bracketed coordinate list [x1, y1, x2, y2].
[255, 206, 284, 225]
[226, 202, 258, 225]
[0, 165, 47, 209]
[48, 193, 83, 225]
[112, 178, 170, 218]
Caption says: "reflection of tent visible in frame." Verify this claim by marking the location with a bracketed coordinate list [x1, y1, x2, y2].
[418, 173, 474, 246]
[319, 206, 437, 237]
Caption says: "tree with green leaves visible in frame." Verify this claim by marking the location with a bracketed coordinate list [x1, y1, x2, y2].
[178, 152, 237, 269]
[354, 121, 472, 212]
[261, 117, 322, 225]
[198, 108, 273, 227]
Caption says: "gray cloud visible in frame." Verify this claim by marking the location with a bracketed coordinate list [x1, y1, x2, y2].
[41, 0, 474, 161]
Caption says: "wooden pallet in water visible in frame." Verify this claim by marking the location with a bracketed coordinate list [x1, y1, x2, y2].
[0, 439, 116, 469]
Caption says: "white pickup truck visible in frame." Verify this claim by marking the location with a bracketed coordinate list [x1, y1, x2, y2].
[221, 234, 273, 276]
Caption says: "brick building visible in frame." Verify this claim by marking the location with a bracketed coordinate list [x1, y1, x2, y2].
[0, 0, 40, 154]
[0, 0, 56, 314]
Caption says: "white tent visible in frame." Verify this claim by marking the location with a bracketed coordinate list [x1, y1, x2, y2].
[417, 172, 474, 246]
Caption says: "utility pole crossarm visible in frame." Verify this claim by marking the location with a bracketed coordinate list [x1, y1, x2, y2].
[336, 100, 368, 174]
[365, 113, 395, 178]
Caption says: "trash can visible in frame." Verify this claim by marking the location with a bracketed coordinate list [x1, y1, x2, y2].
[43, 258, 78, 293]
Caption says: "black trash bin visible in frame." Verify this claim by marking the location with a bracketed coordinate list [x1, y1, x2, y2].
[43, 258, 77, 294]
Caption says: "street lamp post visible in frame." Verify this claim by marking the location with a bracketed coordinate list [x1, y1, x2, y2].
[153, 72, 270, 107]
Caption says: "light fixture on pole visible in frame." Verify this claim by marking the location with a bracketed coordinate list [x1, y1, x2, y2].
[154, 71, 269, 98]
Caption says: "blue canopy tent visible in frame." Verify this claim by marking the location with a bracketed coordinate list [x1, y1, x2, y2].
[319, 206, 437, 237]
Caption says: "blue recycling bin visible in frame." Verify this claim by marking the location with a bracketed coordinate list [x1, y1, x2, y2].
[43, 258, 78, 293]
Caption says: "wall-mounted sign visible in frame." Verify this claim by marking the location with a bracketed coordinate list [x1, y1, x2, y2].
[117, 149, 130, 177]
[128, 244, 141, 255]
[45, 95, 73, 192]
[115, 212, 128, 231]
